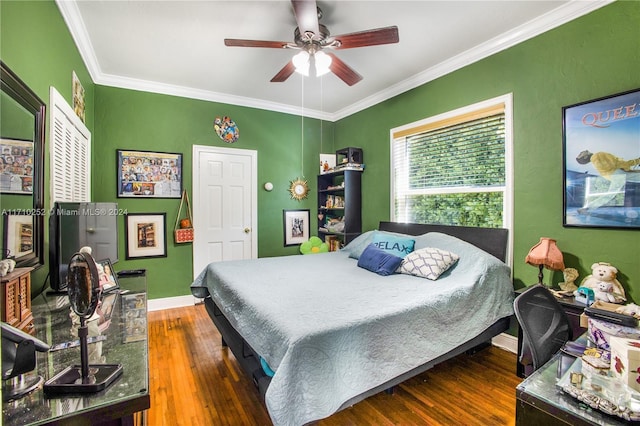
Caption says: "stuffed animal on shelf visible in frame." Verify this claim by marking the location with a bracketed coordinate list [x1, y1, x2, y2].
[578, 262, 626, 303]
[558, 267, 579, 292]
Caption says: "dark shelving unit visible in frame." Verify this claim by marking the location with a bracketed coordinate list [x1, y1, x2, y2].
[317, 169, 362, 248]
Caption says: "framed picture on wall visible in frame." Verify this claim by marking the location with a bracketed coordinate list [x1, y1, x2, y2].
[283, 209, 310, 246]
[124, 213, 167, 259]
[0, 139, 34, 195]
[562, 88, 640, 229]
[117, 150, 182, 198]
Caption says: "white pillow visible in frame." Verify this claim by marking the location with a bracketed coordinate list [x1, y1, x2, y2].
[399, 247, 459, 280]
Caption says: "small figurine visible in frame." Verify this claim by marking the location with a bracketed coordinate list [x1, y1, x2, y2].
[558, 267, 579, 292]
[0, 260, 9, 277]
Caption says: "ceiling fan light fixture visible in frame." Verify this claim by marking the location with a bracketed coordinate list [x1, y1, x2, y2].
[314, 51, 332, 76]
[292, 51, 310, 76]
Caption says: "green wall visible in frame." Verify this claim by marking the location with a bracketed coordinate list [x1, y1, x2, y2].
[336, 1, 640, 300]
[0, 0, 95, 295]
[93, 87, 333, 297]
[2, 0, 639, 302]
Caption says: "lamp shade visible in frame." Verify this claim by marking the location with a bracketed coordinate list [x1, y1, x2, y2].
[293, 51, 310, 76]
[525, 238, 565, 271]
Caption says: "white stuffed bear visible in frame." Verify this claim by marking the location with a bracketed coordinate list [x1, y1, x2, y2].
[594, 280, 617, 303]
[579, 262, 626, 303]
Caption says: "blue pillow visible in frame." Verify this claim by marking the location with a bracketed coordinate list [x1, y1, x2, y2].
[371, 233, 415, 258]
[357, 244, 403, 276]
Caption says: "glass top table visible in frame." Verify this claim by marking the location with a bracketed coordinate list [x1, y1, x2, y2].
[2, 275, 149, 425]
[516, 348, 635, 425]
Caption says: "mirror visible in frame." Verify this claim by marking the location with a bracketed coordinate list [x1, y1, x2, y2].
[0, 61, 45, 268]
[67, 252, 101, 317]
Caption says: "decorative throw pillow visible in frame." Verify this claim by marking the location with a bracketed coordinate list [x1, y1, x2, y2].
[399, 247, 460, 280]
[371, 233, 415, 258]
[357, 244, 403, 276]
[344, 230, 378, 259]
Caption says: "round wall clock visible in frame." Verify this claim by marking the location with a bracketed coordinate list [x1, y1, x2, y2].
[289, 178, 309, 201]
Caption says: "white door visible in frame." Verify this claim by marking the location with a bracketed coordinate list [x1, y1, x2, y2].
[192, 145, 257, 278]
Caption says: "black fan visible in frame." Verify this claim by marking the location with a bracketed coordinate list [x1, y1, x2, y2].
[224, 0, 399, 86]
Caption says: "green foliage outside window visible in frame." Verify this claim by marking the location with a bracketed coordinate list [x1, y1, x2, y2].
[397, 192, 504, 228]
[393, 113, 506, 228]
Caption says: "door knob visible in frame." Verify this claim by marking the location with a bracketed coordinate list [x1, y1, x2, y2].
[244, 227, 251, 233]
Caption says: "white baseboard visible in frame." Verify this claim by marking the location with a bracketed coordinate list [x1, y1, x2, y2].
[147, 295, 198, 312]
[492, 332, 517, 354]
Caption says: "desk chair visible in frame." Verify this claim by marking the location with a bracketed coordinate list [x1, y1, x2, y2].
[514, 284, 573, 375]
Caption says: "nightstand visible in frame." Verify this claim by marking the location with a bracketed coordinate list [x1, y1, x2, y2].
[514, 286, 588, 378]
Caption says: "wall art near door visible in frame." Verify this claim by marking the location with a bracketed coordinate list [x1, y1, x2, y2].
[0, 139, 34, 194]
[563, 88, 640, 229]
[124, 213, 167, 259]
[283, 209, 310, 246]
[117, 150, 182, 198]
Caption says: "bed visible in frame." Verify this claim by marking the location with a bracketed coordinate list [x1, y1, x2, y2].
[191, 222, 513, 425]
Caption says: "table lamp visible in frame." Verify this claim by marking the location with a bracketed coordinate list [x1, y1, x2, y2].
[525, 237, 565, 287]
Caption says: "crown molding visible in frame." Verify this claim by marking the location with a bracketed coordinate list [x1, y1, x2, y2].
[330, 0, 614, 121]
[57, 0, 613, 122]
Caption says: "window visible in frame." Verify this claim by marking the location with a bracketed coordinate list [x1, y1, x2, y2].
[49, 87, 91, 204]
[391, 95, 513, 230]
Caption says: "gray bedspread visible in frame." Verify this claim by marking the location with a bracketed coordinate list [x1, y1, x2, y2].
[191, 232, 514, 425]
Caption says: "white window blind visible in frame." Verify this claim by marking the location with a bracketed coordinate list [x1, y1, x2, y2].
[49, 87, 90, 204]
[391, 96, 512, 230]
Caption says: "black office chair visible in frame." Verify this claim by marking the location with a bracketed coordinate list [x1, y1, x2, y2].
[514, 284, 573, 375]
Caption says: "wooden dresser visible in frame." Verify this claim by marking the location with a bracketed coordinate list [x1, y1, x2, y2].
[1, 266, 35, 335]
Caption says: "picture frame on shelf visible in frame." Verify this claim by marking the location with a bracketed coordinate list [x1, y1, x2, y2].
[283, 209, 310, 246]
[96, 258, 119, 293]
[562, 88, 640, 229]
[124, 213, 167, 259]
[117, 149, 182, 198]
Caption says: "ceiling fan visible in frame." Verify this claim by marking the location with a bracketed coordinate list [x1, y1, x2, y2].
[224, 0, 399, 86]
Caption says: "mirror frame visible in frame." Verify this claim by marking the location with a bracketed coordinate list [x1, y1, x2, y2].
[1, 61, 46, 268]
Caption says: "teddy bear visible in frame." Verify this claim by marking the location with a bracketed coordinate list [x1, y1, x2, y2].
[578, 262, 626, 303]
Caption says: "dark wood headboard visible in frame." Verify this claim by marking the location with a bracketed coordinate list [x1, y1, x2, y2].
[378, 222, 509, 262]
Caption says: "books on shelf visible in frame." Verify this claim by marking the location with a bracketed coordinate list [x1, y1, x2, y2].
[333, 162, 364, 172]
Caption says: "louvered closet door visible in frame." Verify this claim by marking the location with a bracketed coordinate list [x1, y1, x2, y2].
[49, 87, 91, 203]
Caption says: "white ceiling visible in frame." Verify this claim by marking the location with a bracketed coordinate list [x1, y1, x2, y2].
[57, 0, 611, 121]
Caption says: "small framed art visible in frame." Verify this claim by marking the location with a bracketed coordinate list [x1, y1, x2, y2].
[124, 213, 167, 259]
[97, 258, 119, 292]
[283, 209, 310, 246]
[117, 150, 182, 198]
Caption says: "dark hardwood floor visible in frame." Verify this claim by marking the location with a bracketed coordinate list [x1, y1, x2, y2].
[148, 304, 521, 425]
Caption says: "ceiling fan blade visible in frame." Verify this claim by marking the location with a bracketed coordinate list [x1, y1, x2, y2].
[326, 53, 362, 86]
[292, 0, 319, 37]
[271, 61, 296, 83]
[333, 26, 399, 50]
[225, 39, 290, 49]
